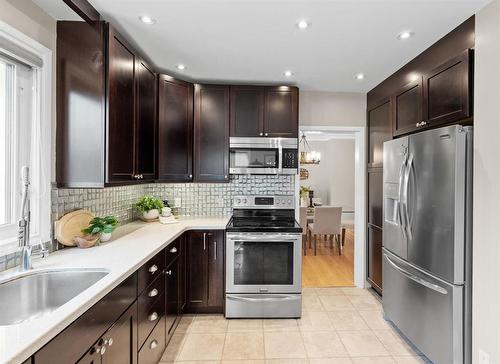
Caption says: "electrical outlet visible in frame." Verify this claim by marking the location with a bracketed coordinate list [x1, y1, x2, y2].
[479, 349, 490, 364]
[174, 198, 182, 208]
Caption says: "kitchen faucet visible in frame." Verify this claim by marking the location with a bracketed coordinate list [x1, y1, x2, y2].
[18, 166, 48, 271]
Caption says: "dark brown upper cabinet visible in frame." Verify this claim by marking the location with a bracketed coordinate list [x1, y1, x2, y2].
[230, 86, 264, 137]
[229, 86, 298, 138]
[194, 84, 230, 183]
[423, 49, 472, 127]
[392, 78, 423, 137]
[157, 75, 194, 182]
[264, 86, 299, 138]
[367, 98, 392, 167]
[135, 59, 157, 182]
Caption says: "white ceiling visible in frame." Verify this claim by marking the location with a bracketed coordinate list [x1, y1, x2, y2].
[34, 0, 489, 92]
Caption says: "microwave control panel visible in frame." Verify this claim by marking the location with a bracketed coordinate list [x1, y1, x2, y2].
[282, 149, 298, 169]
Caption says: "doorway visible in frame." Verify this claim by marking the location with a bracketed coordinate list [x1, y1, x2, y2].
[298, 126, 366, 288]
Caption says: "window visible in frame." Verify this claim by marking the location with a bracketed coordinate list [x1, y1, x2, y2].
[0, 23, 52, 250]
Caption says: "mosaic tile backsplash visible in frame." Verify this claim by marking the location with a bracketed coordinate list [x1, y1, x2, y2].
[51, 175, 295, 224]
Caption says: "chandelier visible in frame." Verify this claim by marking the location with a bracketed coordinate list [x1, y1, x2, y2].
[299, 132, 321, 165]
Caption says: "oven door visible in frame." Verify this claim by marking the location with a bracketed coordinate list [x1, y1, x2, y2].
[226, 232, 302, 294]
[229, 147, 279, 174]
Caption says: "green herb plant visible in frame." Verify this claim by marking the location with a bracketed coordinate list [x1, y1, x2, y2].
[133, 195, 164, 213]
[82, 216, 118, 236]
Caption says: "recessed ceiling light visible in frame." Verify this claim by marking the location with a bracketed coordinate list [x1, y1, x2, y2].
[397, 31, 413, 40]
[139, 15, 156, 25]
[297, 20, 311, 30]
[355, 73, 365, 80]
[284, 70, 294, 77]
[176, 64, 186, 70]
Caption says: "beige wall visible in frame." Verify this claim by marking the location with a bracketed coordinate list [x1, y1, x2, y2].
[300, 139, 355, 211]
[299, 91, 366, 127]
[473, 1, 500, 362]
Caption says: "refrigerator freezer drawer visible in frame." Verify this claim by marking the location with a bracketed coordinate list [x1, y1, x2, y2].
[225, 294, 301, 318]
[383, 249, 464, 364]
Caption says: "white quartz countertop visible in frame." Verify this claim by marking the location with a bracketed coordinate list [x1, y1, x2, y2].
[0, 217, 229, 364]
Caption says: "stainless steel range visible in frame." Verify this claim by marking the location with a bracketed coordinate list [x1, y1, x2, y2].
[225, 195, 302, 318]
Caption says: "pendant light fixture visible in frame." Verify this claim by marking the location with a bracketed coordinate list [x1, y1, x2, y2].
[299, 132, 321, 165]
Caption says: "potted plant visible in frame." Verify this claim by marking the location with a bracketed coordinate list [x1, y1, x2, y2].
[134, 195, 164, 221]
[81, 215, 118, 243]
[300, 186, 310, 207]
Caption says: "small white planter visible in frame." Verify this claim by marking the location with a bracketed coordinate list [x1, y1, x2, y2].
[142, 209, 159, 220]
[100, 232, 112, 242]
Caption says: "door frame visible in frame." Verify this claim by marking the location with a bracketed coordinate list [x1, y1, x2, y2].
[298, 125, 367, 288]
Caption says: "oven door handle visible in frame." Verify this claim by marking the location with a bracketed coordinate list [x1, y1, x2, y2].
[228, 295, 298, 302]
[227, 234, 300, 241]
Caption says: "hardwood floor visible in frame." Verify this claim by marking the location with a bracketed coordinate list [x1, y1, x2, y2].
[302, 229, 355, 288]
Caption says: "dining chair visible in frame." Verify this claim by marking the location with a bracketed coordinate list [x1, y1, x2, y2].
[307, 206, 343, 255]
[299, 207, 308, 255]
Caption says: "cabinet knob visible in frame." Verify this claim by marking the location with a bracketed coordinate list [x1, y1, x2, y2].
[149, 312, 158, 321]
[166, 270, 172, 275]
[108, 338, 113, 346]
[259, 132, 263, 136]
[189, 174, 193, 179]
[170, 247, 178, 253]
[264, 133, 268, 136]
[148, 288, 158, 297]
[149, 264, 158, 274]
[100, 346, 106, 355]
[224, 175, 228, 179]
[149, 340, 158, 350]
[140, 174, 144, 179]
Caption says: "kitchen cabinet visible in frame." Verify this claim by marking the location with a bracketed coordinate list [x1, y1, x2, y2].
[367, 224, 383, 294]
[165, 257, 179, 336]
[230, 86, 298, 138]
[423, 49, 472, 127]
[137, 317, 166, 364]
[178, 237, 187, 313]
[78, 302, 138, 364]
[186, 230, 225, 313]
[194, 84, 230, 182]
[56, 22, 156, 187]
[368, 168, 383, 229]
[158, 75, 194, 182]
[367, 98, 392, 167]
[135, 59, 157, 181]
[392, 78, 423, 137]
[264, 86, 299, 138]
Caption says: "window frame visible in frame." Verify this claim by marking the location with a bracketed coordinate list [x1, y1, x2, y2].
[0, 20, 52, 253]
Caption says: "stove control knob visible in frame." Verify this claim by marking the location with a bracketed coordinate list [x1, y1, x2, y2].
[287, 199, 292, 206]
[236, 198, 241, 205]
[242, 198, 247, 204]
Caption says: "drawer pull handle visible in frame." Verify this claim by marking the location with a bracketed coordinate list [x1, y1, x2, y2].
[108, 338, 113, 346]
[149, 339, 158, 350]
[149, 264, 158, 274]
[170, 247, 178, 253]
[148, 288, 158, 297]
[149, 312, 158, 321]
[100, 346, 106, 355]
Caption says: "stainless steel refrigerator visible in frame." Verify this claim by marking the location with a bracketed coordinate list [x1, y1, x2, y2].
[382, 125, 472, 364]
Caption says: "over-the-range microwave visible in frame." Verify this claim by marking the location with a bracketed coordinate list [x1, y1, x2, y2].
[229, 137, 298, 175]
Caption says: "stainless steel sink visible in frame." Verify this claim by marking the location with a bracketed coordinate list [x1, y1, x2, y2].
[0, 268, 109, 325]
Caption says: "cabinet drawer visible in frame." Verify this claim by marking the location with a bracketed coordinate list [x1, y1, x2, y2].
[139, 273, 165, 316]
[138, 290, 165, 348]
[166, 239, 180, 267]
[138, 249, 166, 294]
[138, 317, 166, 364]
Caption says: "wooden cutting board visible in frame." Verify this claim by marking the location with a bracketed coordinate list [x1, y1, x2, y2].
[55, 210, 95, 247]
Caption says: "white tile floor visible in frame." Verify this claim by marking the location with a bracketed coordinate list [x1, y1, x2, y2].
[160, 287, 427, 363]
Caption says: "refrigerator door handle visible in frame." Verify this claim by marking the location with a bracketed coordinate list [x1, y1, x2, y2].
[402, 154, 414, 240]
[384, 253, 448, 295]
[398, 153, 409, 237]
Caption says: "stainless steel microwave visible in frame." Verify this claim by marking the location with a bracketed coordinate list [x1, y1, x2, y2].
[229, 137, 298, 175]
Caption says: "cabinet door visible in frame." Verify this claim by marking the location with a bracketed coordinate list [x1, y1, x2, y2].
[158, 75, 193, 182]
[178, 236, 187, 313]
[367, 224, 383, 294]
[106, 26, 136, 183]
[194, 84, 230, 182]
[368, 99, 391, 167]
[135, 60, 156, 181]
[207, 231, 224, 310]
[101, 302, 137, 364]
[165, 258, 179, 336]
[392, 79, 422, 137]
[263, 86, 298, 138]
[186, 231, 208, 310]
[423, 49, 472, 127]
[230, 86, 264, 137]
[368, 168, 383, 228]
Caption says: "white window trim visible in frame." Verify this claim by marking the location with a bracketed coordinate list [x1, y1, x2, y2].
[0, 20, 52, 253]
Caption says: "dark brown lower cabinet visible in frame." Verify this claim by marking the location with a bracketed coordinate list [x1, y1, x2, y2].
[138, 317, 166, 364]
[186, 230, 225, 313]
[178, 236, 187, 313]
[367, 224, 383, 294]
[165, 257, 179, 336]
